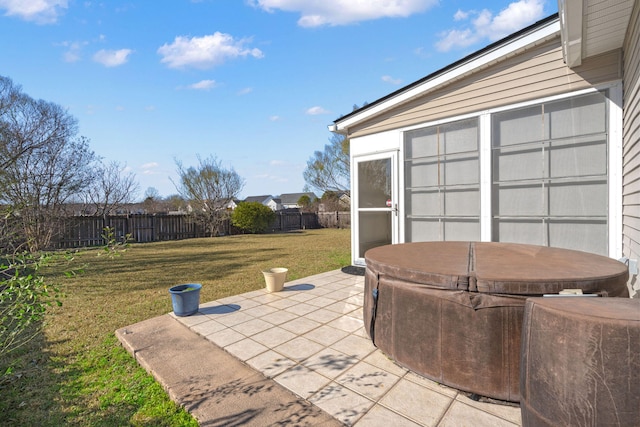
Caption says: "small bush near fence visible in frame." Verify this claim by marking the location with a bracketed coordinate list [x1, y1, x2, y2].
[50, 211, 349, 249]
[231, 202, 276, 234]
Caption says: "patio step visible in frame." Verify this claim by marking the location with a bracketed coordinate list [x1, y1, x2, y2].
[116, 314, 341, 426]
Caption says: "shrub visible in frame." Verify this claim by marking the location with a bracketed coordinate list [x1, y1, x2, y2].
[231, 202, 276, 234]
[0, 253, 62, 358]
[0, 227, 127, 364]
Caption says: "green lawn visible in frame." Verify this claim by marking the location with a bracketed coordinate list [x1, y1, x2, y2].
[0, 229, 351, 426]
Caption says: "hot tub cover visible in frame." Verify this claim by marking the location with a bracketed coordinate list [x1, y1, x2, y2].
[365, 242, 629, 296]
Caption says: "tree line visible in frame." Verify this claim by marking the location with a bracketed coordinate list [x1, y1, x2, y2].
[0, 76, 248, 252]
[2, 73, 353, 254]
[1, 76, 139, 253]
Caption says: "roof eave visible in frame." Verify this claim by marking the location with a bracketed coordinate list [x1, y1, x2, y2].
[331, 14, 561, 134]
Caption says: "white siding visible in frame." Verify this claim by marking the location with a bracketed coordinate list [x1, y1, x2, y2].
[623, 1, 640, 296]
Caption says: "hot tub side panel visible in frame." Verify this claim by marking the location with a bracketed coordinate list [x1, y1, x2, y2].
[439, 292, 525, 402]
[520, 298, 640, 426]
[380, 278, 444, 381]
[365, 269, 525, 402]
[363, 267, 377, 339]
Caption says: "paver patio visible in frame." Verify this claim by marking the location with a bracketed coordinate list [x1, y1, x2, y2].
[172, 269, 522, 426]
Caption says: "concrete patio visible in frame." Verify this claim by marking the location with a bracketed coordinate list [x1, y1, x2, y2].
[120, 269, 522, 426]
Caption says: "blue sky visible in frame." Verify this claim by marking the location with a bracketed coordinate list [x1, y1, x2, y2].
[0, 0, 557, 199]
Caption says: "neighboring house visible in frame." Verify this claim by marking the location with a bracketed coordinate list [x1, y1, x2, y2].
[330, 1, 639, 297]
[318, 191, 351, 212]
[265, 197, 282, 211]
[279, 192, 318, 209]
[240, 195, 281, 210]
[337, 192, 351, 209]
[242, 195, 273, 205]
[225, 199, 242, 211]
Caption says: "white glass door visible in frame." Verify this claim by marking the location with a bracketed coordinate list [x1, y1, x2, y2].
[353, 151, 399, 264]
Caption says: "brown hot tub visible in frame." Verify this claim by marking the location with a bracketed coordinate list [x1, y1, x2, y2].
[363, 242, 629, 402]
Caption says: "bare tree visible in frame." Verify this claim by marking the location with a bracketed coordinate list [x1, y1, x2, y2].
[1, 76, 72, 173]
[172, 155, 244, 236]
[142, 187, 161, 213]
[83, 161, 139, 216]
[303, 133, 350, 193]
[0, 77, 98, 252]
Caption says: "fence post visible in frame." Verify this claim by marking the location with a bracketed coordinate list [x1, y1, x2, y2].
[152, 215, 158, 241]
[127, 215, 133, 242]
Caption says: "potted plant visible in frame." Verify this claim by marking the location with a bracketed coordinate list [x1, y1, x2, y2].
[262, 268, 288, 292]
[169, 283, 202, 316]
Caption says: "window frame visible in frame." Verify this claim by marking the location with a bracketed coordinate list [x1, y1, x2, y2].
[403, 117, 481, 242]
[398, 82, 623, 258]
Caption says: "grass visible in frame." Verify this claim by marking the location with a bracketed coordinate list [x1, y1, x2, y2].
[0, 228, 351, 426]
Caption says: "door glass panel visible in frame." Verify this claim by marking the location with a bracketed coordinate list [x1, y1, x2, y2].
[356, 157, 394, 260]
[358, 159, 391, 208]
[358, 211, 392, 256]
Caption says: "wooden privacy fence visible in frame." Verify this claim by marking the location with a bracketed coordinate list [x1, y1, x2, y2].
[269, 212, 320, 232]
[317, 211, 351, 229]
[52, 211, 349, 249]
[54, 214, 206, 248]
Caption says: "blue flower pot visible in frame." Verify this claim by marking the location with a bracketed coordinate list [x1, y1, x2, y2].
[169, 283, 202, 316]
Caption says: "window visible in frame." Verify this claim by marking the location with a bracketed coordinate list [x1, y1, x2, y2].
[491, 92, 608, 254]
[404, 118, 480, 241]
[402, 91, 610, 255]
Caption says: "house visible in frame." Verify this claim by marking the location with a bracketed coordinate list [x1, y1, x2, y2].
[279, 192, 318, 209]
[221, 195, 272, 210]
[243, 195, 272, 205]
[330, 1, 639, 296]
[225, 199, 242, 211]
[338, 192, 351, 208]
[265, 196, 282, 211]
[318, 191, 351, 212]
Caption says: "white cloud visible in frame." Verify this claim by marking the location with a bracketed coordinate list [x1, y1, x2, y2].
[0, 0, 68, 24]
[93, 48, 133, 67]
[56, 40, 88, 62]
[238, 87, 253, 95]
[158, 32, 264, 69]
[306, 106, 330, 115]
[188, 79, 217, 90]
[140, 162, 160, 175]
[453, 9, 469, 21]
[269, 115, 281, 121]
[250, 0, 438, 27]
[382, 75, 402, 85]
[435, 28, 477, 52]
[488, 0, 546, 38]
[436, 0, 546, 52]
